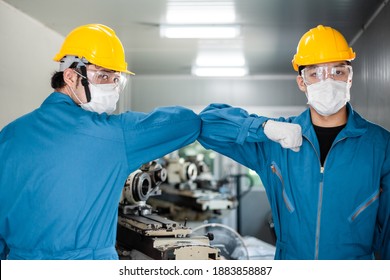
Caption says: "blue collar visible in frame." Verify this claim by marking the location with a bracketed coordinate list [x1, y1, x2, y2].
[296, 103, 368, 143]
[41, 92, 77, 107]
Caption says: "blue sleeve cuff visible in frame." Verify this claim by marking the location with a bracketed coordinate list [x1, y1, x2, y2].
[236, 117, 254, 145]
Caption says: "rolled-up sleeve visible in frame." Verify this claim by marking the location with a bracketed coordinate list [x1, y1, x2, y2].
[198, 103, 271, 170]
[121, 106, 200, 171]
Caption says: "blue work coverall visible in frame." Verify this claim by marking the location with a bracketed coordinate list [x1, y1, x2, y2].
[198, 102, 390, 259]
[0, 92, 200, 259]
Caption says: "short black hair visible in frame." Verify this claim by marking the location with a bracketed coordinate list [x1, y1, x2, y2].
[50, 62, 80, 89]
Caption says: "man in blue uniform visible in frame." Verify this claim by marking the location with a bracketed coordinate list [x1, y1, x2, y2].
[0, 24, 200, 259]
[198, 25, 390, 259]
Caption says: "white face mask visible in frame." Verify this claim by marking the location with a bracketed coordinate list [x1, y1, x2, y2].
[306, 79, 351, 116]
[79, 84, 120, 114]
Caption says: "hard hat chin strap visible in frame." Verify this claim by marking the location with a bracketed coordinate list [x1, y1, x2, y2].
[59, 56, 91, 102]
[79, 65, 91, 102]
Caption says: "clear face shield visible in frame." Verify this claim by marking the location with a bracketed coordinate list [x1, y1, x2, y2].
[73, 68, 128, 93]
[85, 69, 129, 93]
[301, 64, 353, 86]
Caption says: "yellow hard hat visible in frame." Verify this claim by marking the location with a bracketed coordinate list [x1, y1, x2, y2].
[53, 24, 134, 74]
[292, 25, 356, 71]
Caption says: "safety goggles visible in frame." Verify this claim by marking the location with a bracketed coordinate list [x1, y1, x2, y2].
[74, 69, 128, 92]
[301, 64, 353, 85]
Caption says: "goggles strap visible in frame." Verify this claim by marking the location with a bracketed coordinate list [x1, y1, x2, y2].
[80, 66, 91, 102]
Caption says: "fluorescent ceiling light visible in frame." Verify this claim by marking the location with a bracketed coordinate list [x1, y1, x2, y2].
[192, 66, 248, 77]
[160, 25, 240, 38]
[195, 52, 246, 67]
[166, 1, 235, 24]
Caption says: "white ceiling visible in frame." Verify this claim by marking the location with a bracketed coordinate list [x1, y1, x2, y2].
[4, 0, 384, 76]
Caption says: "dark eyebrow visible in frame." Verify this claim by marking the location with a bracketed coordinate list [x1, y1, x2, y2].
[305, 65, 317, 70]
[99, 69, 117, 73]
[307, 62, 348, 70]
[87, 65, 117, 73]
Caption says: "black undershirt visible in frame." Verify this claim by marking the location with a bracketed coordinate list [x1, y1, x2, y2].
[313, 124, 346, 166]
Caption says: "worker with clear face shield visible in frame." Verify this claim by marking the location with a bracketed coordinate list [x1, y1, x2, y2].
[0, 24, 200, 259]
[198, 25, 390, 259]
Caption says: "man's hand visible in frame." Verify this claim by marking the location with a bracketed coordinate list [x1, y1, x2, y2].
[263, 120, 302, 152]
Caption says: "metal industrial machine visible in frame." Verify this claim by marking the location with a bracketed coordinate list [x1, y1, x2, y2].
[116, 161, 220, 260]
[148, 155, 237, 222]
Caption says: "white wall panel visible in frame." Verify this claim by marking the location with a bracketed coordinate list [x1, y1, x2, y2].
[351, 3, 390, 130]
[0, 1, 63, 129]
[129, 75, 307, 115]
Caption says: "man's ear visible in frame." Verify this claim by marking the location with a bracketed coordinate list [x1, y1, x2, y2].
[296, 75, 307, 93]
[63, 68, 76, 85]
